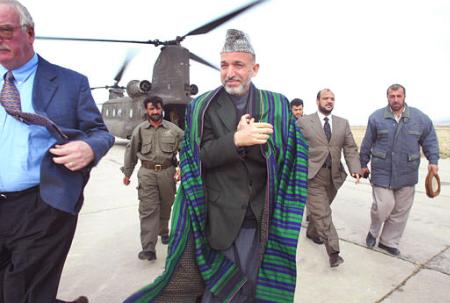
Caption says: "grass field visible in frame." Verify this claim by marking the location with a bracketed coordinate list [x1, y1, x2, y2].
[351, 125, 450, 159]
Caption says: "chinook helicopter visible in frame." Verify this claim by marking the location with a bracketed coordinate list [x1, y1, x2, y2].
[37, 0, 266, 139]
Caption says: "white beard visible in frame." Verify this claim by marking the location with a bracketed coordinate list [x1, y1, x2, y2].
[223, 78, 251, 96]
[224, 84, 245, 95]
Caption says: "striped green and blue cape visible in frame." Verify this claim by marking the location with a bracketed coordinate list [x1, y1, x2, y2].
[124, 86, 308, 303]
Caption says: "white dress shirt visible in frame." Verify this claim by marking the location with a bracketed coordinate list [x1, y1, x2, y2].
[317, 111, 333, 132]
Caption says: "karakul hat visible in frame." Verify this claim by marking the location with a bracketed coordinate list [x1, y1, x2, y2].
[221, 29, 255, 55]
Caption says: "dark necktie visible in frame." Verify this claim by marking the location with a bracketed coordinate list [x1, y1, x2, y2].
[324, 117, 332, 141]
[0, 71, 67, 142]
[324, 117, 332, 168]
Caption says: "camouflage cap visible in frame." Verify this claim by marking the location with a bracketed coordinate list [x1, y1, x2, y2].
[221, 29, 255, 55]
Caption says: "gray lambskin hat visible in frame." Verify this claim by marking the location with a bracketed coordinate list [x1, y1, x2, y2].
[221, 29, 255, 55]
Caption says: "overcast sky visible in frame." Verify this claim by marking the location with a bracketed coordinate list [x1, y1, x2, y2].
[22, 0, 450, 125]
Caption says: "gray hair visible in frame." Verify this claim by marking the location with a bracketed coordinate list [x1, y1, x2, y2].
[0, 0, 34, 28]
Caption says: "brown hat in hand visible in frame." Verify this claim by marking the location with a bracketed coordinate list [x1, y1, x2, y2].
[425, 171, 441, 198]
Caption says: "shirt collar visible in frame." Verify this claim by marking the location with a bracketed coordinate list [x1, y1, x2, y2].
[317, 110, 332, 122]
[0, 53, 38, 83]
[385, 104, 409, 122]
[389, 105, 406, 115]
[144, 119, 168, 129]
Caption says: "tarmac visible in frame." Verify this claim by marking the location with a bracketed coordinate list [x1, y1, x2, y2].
[57, 141, 450, 303]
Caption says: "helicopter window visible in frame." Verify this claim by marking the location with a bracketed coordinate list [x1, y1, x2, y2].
[129, 109, 133, 118]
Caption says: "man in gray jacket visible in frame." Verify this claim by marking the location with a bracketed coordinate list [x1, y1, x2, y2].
[360, 84, 439, 256]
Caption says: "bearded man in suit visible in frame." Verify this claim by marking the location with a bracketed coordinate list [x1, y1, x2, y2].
[298, 88, 361, 267]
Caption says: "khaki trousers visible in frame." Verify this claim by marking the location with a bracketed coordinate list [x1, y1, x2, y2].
[137, 166, 176, 252]
[369, 186, 415, 248]
[307, 167, 339, 255]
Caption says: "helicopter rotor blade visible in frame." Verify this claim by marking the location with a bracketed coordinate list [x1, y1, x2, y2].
[182, 0, 267, 39]
[189, 52, 219, 71]
[90, 86, 108, 90]
[90, 85, 126, 91]
[37, 0, 267, 46]
[113, 50, 138, 84]
[36, 36, 163, 45]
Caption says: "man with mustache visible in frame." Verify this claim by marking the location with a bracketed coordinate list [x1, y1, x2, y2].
[124, 29, 308, 303]
[298, 88, 361, 267]
[0, 1, 114, 302]
[122, 96, 184, 262]
[360, 84, 439, 256]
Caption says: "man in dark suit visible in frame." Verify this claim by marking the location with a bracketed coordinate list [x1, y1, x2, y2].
[298, 88, 361, 267]
[199, 29, 273, 303]
[193, 29, 307, 303]
[0, 1, 114, 302]
[123, 28, 308, 303]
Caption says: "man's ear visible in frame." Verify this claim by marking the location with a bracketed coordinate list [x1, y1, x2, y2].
[252, 63, 260, 77]
[27, 26, 35, 40]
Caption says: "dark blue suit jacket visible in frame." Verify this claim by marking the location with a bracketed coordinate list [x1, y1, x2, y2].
[33, 55, 114, 214]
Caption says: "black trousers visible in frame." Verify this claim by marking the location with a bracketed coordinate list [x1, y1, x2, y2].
[0, 187, 77, 303]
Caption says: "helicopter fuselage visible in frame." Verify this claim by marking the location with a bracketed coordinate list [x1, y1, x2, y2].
[101, 96, 147, 139]
[101, 45, 198, 139]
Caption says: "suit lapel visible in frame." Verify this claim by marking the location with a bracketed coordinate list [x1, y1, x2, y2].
[214, 91, 236, 132]
[330, 116, 342, 144]
[311, 113, 328, 143]
[32, 56, 58, 115]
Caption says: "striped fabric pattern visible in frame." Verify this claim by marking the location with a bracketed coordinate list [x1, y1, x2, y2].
[124, 86, 308, 303]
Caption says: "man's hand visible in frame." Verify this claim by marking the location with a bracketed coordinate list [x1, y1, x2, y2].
[123, 176, 131, 186]
[428, 164, 439, 176]
[234, 115, 273, 147]
[360, 167, 370, 179]
[351, 173, 361, 184]
[174, 167, 181, 182]
[49, 140, 94, 171]
[236, 114, 252, 131]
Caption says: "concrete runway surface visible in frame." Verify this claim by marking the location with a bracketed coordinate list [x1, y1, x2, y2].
[58, 142, 450, 302]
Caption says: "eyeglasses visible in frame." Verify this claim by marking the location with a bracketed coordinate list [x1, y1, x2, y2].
[0, 25, 26, 40]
